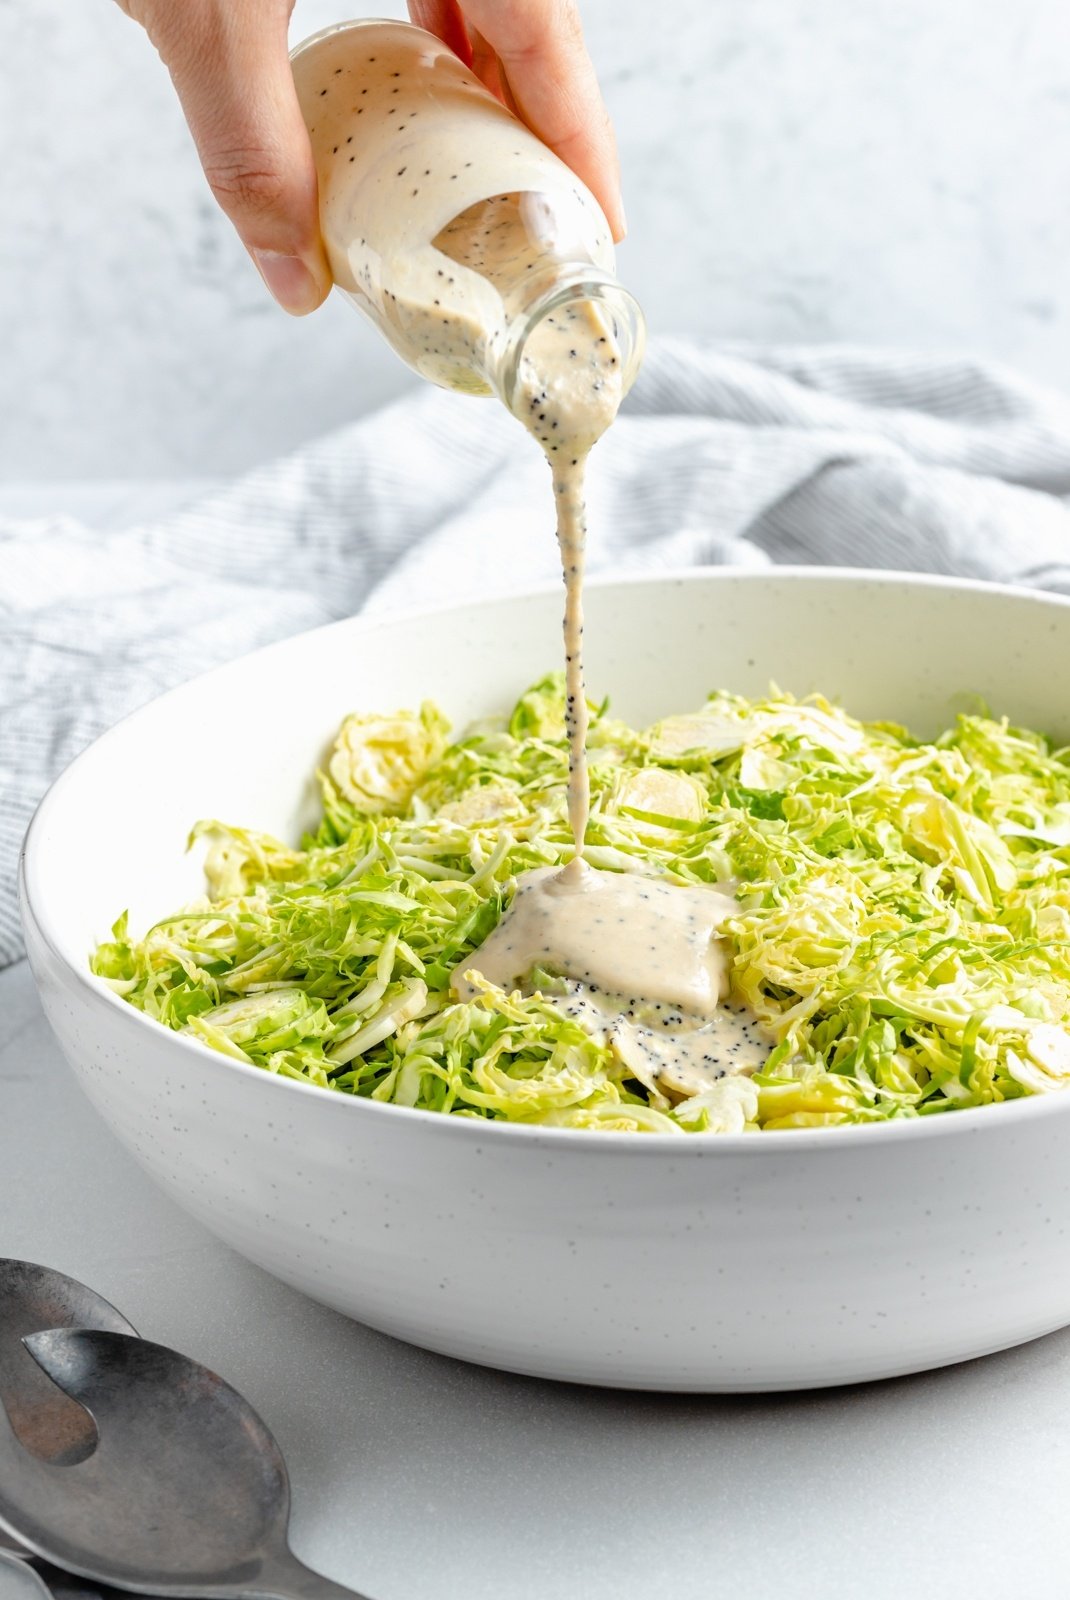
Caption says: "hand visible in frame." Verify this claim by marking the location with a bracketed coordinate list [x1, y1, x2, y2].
[408, 2, 624, 239]
[117, 0, 625, 317]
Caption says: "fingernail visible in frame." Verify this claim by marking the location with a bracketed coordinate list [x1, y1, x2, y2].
[251, 250, 321, 315]
[617, 198, 628, 239]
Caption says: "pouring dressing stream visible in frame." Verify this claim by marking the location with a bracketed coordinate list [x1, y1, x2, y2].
[292, 20, 772, 1096]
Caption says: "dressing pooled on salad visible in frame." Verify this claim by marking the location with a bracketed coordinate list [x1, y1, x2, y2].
[452, 866, 770, 1097]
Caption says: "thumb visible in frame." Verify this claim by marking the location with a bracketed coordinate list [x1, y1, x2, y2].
[154, 2, 331, 314]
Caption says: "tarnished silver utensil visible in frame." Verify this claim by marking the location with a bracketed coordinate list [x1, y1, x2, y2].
[0, 1329, 369, 1599]
[0, 1260, 138, 1563]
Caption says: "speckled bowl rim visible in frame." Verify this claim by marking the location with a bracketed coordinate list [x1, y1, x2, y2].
[21, 565, 1070, 1155]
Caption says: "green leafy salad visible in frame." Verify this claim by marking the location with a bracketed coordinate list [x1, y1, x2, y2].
[92, 675, 1070, 1133]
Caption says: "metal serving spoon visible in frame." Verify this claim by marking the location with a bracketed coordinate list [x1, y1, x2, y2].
[0, 1329, 370, 1600]
[0, 1260, 139, 1563]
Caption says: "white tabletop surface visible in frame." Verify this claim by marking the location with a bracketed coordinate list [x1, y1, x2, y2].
[4, 485, 1070, 1600]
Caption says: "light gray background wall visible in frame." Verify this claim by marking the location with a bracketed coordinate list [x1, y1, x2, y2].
[4, 0, 1070, 478]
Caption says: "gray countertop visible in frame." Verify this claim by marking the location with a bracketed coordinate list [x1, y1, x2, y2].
[3, 954, 1070, 1600]
[4, 482, 1070, 1599]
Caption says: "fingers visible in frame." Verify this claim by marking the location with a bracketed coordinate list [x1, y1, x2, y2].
[467, 26, 514, 110]
[122, 0, 331, 313]
[453, 0, 625, 241]
[406, 0, 474, 67]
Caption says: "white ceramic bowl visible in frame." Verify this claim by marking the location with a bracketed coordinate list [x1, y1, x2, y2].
[21, 569, 1070, 1391]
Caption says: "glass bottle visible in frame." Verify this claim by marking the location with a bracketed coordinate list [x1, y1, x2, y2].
[290, 19, 645, 414]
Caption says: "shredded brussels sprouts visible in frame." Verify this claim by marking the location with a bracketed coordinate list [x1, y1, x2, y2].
[91, 675, 1070, 1132]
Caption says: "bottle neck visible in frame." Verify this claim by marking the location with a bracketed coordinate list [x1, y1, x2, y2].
[490, 267, 646, 418]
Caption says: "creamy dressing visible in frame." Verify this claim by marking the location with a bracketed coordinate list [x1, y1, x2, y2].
[437, 214, 772, 1095]
[453, 865, 735, 1014]
[434, 194, 624, 860]
[515, 304, 622, 860]
[557, 985, 772, 1100]
[296, 24, 768, 1097]
[452, 863, 773, 1096]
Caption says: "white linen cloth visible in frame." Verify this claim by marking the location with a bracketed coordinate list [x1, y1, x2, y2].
[5, 335, 1070, 967]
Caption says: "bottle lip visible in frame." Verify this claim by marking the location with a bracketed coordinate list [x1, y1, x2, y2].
[494, 269, 647, 415]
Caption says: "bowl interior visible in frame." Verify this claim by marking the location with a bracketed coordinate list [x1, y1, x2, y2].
[25, 569, 1070, 971]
